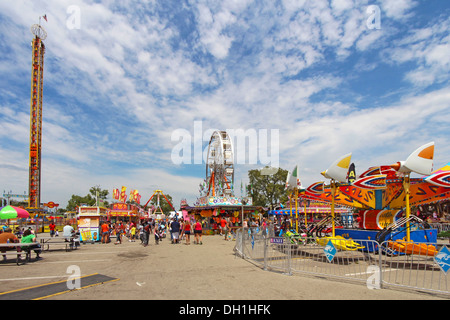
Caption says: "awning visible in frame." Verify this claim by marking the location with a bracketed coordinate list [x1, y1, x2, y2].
[108, 210, 139, 217]
[268, 207, 350, 215]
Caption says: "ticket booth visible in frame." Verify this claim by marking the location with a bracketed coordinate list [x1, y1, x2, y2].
[77, 206, 108, 242]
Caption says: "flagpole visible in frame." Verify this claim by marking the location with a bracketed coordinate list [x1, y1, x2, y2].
[404, 175, 411, 242]
[331, 180, 336, 237]
[289, 191, 293, 228]
[295, 189, 298, 233]
[304, 197, 307, 228]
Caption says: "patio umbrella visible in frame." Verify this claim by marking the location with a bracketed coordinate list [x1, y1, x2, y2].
[0, 206, 30, 219]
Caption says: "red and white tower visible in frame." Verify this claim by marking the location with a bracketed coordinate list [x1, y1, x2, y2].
[28, 23, 47, 209]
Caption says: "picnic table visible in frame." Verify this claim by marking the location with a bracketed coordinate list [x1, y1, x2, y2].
[38, 236, 80, 252]
[0, 243, 39, 265]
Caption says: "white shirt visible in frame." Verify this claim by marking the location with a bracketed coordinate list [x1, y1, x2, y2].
[63, 225, 74, 238]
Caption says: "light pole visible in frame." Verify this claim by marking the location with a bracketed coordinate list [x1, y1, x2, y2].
[241, 198, 247, 230]
[241, 198, 247, 254]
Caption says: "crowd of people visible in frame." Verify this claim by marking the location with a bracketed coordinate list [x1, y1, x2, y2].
[98, 217, 205, 247]
[0, 215, 269, 262]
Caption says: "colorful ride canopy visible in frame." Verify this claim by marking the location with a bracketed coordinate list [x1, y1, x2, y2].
[425, 162, 450, 188]
[321, 153, 352, 183]
[301, 142, 450, 210]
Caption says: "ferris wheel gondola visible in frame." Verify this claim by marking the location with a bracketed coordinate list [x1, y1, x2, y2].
[205, 131, 234, 196]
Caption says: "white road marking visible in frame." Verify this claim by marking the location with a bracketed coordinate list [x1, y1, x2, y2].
[0, 275, 70, 282]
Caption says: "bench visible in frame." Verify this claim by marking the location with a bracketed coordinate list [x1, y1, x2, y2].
[0, 243, 39, 265]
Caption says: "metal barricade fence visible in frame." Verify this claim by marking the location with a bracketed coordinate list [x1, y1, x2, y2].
[266, 237, 380, 286]
[237, 227, 266, 266]
[379, 241, 449, 295]
[234, 228, 450, 297]
[236, 228, 380, 285]
[430, 223, 450, 234]
[234, 227, 244, 257]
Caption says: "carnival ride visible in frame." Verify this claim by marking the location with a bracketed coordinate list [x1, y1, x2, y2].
[285, 165, 303, 232]
[294, 142, 450, 254]
[143, 190, 176, 216]
[204, 131, 235, 197]
[185, 130, 258, 225]
[316, 235, 365, 251]
[284, 229, 304, 245]
[28, 21, 47, 210]
[376, 214, 438, 256]
[196, 130, 252, 207]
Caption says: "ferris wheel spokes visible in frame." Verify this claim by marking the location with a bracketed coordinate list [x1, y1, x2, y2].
[205, 131, 234, 197]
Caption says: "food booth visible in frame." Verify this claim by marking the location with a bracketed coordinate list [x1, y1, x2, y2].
[107, 202, 143, 224]
[77, 206, 108, 242]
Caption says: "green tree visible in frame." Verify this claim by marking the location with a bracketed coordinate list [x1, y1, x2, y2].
[66, 194, 93, 211]
[65, 186, 109, 211]
[247, 167, 289, 210]
[89, 186, 109, 206]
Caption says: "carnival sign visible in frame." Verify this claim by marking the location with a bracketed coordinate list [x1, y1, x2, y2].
[44, 201, 59, 209]
[197, 196, 253, 206]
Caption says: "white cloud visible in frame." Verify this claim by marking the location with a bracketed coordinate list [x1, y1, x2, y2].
[279, 86, 450, 186]
[383, 16, 450, 87]
[356, 28, 383, 51]
[331, 0, 355, 15]
[379, 0, 417, 19]
[193, 3, 238, 59]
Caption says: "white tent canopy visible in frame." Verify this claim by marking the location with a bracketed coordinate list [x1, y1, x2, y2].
[168, 211, 183, 220]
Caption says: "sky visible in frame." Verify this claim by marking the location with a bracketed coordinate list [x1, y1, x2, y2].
[0, 0, 449, 209]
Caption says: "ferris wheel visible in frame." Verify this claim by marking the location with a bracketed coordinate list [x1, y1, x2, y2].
[205, 131, 234, 196]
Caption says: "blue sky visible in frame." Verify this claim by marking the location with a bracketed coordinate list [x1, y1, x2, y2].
[0, 0, 449, 209]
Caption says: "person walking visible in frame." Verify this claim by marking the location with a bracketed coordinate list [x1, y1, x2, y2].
[125, 223, 130, 240]
[142, 220, 151, 247]
[138, 223, 144, 244]
[222, 217, 230, 240]
[115, 221, 123, 245]
[101, 221, 110, 244]
[49, 221, 56, 237]
[194, 219, 203, 245]
[129, 224, 136, 242]
[154, 222, 161, 245]
[225, 218, 233, 240]
[220, 217, 227, 237]
[168, 218, 173, 243]
[182, 220, 192, 245]
[171, 218, 180, 244]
